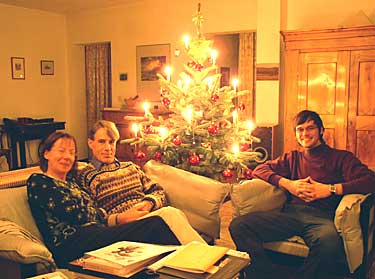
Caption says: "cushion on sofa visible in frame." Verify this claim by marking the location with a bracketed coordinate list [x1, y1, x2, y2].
[0, 166, 41, 190]
[143, 160, 230, 239]
[230, 179, 287, 218]
[0, 220, 55, 273]
[0, 186, 43, 241]
[334, 194, 369, 273]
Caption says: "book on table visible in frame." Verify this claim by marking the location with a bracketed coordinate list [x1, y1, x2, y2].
[68, 241, 178, 278]
[149, 241, 251, 279]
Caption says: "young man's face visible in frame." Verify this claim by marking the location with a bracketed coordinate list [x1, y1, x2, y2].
[88, 128, 117, 164]
[295, 119, 323, 149]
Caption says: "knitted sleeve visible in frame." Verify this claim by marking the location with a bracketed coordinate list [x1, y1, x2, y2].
[135, 164, 167, 210]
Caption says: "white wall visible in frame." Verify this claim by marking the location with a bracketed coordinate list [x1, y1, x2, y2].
[0, 4, 68, 164]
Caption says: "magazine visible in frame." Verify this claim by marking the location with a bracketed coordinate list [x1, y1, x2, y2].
[161, 241, 229, 273]
[81, 241, 178, 277]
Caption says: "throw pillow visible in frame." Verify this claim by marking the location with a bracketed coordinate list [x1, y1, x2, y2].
[0, 219, 55, 270]
[230, 179, 287, 217]
[143, 160, 230, 239]
[334, 193, 369, 273]
[0, 186, 43, 241]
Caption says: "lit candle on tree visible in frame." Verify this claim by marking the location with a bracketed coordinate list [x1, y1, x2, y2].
[165, 66, 172, 81]
[232, 142, 240, 158]
[183, 34, 190, 49]
[247, 120, 255, 150]
[232, 78, 239, 92]
[132, 123, 139, 138]
[211, 49, 217, 65]
[143, 102, 150, 117]
[159, 127, 169, 142]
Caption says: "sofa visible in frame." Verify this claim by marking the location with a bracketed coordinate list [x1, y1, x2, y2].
[0, 160, 373, 279]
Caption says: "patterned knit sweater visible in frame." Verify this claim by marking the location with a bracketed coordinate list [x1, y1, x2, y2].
[78, 161, 166, 214]
[27, 173, 106, 250]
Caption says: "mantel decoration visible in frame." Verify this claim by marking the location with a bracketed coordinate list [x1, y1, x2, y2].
[122, 4, 265, 181]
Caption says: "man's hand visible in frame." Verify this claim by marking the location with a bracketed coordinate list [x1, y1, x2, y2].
[279, 177, 310, 198]
[115, 202, 153, 224]
[134, 201, 154, 212]
[300, 177, 334, 202]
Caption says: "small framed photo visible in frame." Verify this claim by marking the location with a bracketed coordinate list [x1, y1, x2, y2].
[41, 60, 54, 75]
[11, 57, 25, 80]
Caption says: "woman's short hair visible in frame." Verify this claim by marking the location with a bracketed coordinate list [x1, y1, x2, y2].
[38, 131, 78, 178]
[293, 110, 325, 143]
[88, 120, 120, 141]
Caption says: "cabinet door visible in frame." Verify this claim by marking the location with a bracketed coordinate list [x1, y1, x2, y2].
[284, 51, 350, 151]
[348, 50, 375, 167]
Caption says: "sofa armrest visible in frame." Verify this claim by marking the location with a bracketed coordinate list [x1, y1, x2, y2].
[334, 194, 374, 273]
[143, 160, 230, 239]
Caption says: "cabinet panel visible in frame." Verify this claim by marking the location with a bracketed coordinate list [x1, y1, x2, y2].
[282, 26, 375, 168]
[348, 50, 375, 165]
[285, 51, 350, 150]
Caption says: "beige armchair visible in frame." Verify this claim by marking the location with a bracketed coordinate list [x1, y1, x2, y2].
[230, 178, 375, 279]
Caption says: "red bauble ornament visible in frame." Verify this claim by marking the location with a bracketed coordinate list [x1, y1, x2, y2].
[211, 94, 219, 102]
[238, 103, 246, 111]
[173, 136, 182, 146]
[162, 97, 171, 106]
[135, 151, 146, 160]
[208, 123, 219, 135]
[189, 154, 200, 165]
[154, 151, 162, 161]
[145, 126, 156, 134]
[223, 168, 234, 178]
[244, 168, 253, 179]
[240, 143, 250, 152]
[195, 63, 204, 71]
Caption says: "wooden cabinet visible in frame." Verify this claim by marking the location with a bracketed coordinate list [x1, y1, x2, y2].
[281, 25, 375, 168]
[101, 108, 171, 162]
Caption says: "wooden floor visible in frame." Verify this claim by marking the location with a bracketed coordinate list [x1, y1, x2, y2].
[215, 200, 375, 279]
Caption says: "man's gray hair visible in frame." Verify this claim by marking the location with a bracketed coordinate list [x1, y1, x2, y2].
[89, 120, 120, 141]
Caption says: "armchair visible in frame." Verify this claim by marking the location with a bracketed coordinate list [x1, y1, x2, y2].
[230, 178, 375, 279]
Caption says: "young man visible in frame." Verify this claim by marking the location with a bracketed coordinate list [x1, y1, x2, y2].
[229, 110, 375, 279]
[78, 120, 205, 244]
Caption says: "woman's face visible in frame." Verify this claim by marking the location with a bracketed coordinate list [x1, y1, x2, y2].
[44, 137, 76, 176]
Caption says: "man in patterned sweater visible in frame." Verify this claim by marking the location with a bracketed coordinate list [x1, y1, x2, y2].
[78, 120, 205, 244]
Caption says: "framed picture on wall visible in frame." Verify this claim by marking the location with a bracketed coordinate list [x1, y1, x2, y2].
[11, 57, 25, 80]
[41, 60, 54, 75]
[136, 44, 170, 101]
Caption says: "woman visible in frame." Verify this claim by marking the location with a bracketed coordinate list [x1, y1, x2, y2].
[27, 131, 180, 267]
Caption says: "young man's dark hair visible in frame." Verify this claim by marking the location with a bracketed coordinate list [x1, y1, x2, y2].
[293, 109, 325, 143]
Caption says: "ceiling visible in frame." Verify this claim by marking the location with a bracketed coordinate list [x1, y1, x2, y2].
[0, 0, 139, 14]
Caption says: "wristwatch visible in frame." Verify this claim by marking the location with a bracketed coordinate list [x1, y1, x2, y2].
[329, 184, 336, 195]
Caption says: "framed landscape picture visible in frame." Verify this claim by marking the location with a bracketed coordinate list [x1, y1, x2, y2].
[41, 60, 54, 75]
[136, 44, 170, 101]
[11, 57, 25, 79]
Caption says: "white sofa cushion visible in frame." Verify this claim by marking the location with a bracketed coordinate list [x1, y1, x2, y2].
[0, 186, 43, 241]
[0, 220, 55, 273]
[230, 179, 287, 218]
[143, 160, 230, 239]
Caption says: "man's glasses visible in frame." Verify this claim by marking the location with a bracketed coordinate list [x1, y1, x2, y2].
[296, 125, 318, 133]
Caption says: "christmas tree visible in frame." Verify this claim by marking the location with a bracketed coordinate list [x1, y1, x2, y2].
[122, 4, 264, 181]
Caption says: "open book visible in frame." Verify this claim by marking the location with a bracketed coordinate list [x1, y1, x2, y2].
[162, 241, 229, 273]
[79, 241, 178, 277]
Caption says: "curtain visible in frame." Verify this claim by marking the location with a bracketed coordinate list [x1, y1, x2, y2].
[238, 32, 255, 120]
[85, 43, 112, 136]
